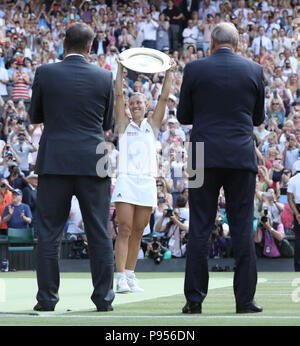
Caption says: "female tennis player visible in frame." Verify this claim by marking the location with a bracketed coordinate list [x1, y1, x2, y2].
[112, 56, 175, 293]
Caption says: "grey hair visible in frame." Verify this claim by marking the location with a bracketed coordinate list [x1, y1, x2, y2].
[211, 23, 239, 48]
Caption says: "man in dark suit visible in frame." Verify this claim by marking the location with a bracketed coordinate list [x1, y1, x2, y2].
[29, 23, 115, 312]
[177, 23, 265, 314]
[91, 30, 109, 55]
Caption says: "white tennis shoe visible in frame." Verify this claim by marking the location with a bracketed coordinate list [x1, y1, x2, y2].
[126, 271, 144, 293]
[116, 273, 131, 293]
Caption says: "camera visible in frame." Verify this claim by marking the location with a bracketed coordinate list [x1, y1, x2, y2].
[17, 116, 24, 125]
[261, 207, 268, 224]
[67, 233, 88, 259]
[259, 208, 269, 232]
[166, 208, 173, 217]
[148, 235, 166, 264]
[180, 229, 188, 245]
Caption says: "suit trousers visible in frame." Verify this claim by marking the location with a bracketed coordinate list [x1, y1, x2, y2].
[184, 168, 257, 306]
[35, 174, 114, 310]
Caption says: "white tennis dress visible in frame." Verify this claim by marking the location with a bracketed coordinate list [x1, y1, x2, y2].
[111, 118, 157, 208]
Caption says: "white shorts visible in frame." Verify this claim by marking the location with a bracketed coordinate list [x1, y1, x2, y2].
[111, 174, 157, 209]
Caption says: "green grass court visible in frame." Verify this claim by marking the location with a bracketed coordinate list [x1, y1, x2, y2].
[0, 271, 299, 326]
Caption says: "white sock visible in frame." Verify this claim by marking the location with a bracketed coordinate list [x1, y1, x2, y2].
[117, 272, 126, 279]
[125, 269, 135, 278]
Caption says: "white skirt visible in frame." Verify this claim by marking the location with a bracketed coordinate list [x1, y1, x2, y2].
[111, 174, 157, 208]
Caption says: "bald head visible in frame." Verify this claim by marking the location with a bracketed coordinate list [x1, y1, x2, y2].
[211, 23, 239, 52]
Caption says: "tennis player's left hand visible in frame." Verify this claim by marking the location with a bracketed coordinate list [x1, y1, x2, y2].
[167, 58, 177, 72]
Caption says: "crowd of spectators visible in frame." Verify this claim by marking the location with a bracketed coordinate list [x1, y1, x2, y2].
[0, 0, 299, 261]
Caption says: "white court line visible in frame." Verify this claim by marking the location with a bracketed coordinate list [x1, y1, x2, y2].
[0, 314, 300, 320]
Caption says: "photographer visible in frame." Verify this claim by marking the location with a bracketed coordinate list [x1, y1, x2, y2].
[11, 131, 37, 176]
[147, 235, 165, 264]
[66, 196, 88, 259]
[254, 208, 286, 258]
[282, 134, 299, 171]
[3, 110, 19, 141]
[258, 186, 284, 227]
[7, 163, 28, 190]
[209, 217, 227, 259]
[156, 207, 189, 258]
[0, 145, 21, 178]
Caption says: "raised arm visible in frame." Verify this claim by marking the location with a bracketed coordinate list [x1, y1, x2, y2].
[115, 58, 130, 135]
[148, 60, 175, 138]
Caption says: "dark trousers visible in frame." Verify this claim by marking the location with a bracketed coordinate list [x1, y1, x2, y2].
[35, 174, 114, 310]
[294, 204, 300, 271]
[169, 24, 180, 52]
[142, 39, 156, 49]
[184, 168, 257, 306]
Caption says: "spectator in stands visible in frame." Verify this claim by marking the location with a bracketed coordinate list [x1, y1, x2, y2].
[140, 12, 158, 49]
[282, 133, 300, 170]
[79, 1, 92, 24]
[11, 58, 30, 99]
[175, 193, 189, 222]
[182, 18, 198, 51]
[11, 131, 37, 176]
[163, 0, 184, 53]
[258, 186, 284, 227]
[209, 218, 227, 259]
[199, 14, 215, 56]
[64, 6, 80, 27]
[97, 53, 111, 70]
[254, 209, 286, 258]
[156, 177, 173, 207]
[0, 146, 20, 178]
[7, 163, 27, 190]
[22, 171, 38, 233]
[0, 178, 13, 235]
[3, 188, 32, 229]
[91, 30, 109, 56]
[105, 45, 118, 80]
[15, 100, 28, 123]
[164, 207, 189, 258]
[0, 62, 9, 102]
[118, 26, 133, 52]
[251, 26, 273, 56]
[266, 93, 286, 126]
[65, 195, 84, 240]
[27, 123, 43, 171]
[156, 12, 170, 51]
[152, 196, 171, 239]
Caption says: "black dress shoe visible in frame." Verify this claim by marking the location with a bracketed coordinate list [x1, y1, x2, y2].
[236, 301, 263, 314]
[33, 303, 55, 312]
[97, 304, 113, 312]
[182, 301, 202, 314]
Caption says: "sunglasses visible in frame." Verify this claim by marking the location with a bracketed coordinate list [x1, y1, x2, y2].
[0, 183, 6, 188]
[272, 103, 279, 105]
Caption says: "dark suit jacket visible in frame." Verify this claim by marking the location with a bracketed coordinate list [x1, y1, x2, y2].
[180, 0, 200, 19]
[91, 37, 109, 55]
[177, 48, 265, 173]
[29, 55, 115, 176]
